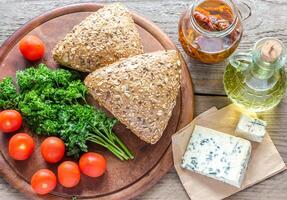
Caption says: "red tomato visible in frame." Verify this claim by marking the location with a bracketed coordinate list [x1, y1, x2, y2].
[0, 110, 22, 133]
[31, 169, 57, 195]
[19, 35, 45, 61]
[79, 152, 106, 177]
[9, 133, 35, 160]
[41, 137, 65, 163]
[58, 161, 80, 188]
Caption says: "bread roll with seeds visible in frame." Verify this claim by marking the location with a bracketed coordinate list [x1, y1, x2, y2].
[84, 50, 181, 144]
[52, 3, 143, 72]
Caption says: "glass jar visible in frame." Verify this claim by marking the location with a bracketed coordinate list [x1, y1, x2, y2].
[178, 0, 243, 63]
[223, 37, 287, 112]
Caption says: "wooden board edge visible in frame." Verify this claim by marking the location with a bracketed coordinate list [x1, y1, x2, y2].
[0, 3, 194, 200]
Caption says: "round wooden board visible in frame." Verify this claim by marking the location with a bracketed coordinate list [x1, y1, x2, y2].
[0, 3, 194, 200]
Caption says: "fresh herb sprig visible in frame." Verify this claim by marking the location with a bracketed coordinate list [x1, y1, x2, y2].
[0, 64, 133, 160]
[0, 77, 19, 109]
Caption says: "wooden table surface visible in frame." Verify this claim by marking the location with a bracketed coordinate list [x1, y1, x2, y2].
[0, 0, 286, 199]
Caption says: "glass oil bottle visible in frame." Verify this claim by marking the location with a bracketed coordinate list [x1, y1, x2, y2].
[224, 37, 287, 112]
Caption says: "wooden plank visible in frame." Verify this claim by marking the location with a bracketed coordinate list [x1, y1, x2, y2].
[1, 0, 287, 95]
[0, 1, 287, 199]
[0, 3, 194, 200]
[1, 167, 286, 200]
[138, 169, 287, 200]
[0, 95, 287, 199]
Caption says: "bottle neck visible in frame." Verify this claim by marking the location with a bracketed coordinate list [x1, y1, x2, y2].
[251, 53, 278, 79]
[251, 39, 286, 79]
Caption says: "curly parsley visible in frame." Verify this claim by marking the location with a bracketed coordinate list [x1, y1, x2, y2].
[0, 64, 133, 160]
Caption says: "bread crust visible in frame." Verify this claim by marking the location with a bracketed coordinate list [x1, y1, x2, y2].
[84, 50, 181, 144]
[52, 3, 143, 72]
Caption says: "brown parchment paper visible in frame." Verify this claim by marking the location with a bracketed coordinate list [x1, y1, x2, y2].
[172, 104, 286, 200]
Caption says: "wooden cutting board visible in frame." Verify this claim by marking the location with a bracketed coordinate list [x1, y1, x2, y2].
[0, 3, 194, 200]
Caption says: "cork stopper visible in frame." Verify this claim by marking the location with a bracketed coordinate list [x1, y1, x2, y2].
[260, 40, 283, 63]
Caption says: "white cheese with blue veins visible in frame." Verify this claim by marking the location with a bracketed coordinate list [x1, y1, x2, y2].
[181, 125, 251, 188]
[235, 115, 267, 143]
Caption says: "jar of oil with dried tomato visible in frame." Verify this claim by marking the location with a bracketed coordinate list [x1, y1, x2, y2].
[179, 0, 243, 63]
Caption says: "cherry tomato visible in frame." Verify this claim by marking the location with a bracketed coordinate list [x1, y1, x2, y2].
[79, 152, 106, 177]
[19, 35, 45, 61]
[0, 110, 22, 133]
[41, 137, 65, 163]
[9, 133, 35, 160]
[58, 161, 80, 188]
[31, 169, 57, 195]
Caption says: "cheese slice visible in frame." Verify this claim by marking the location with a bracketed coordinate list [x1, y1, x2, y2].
[182, 125, 251, 188]
[235, 115, 267, 143]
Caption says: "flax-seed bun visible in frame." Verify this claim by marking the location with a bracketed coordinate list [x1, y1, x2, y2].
[52, 3, 143, 72]
[84, 50, 181, 144]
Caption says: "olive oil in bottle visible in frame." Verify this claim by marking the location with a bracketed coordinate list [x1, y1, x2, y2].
[224, 38, 287, 112]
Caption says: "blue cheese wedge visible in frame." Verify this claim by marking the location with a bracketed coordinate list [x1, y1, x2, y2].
[235, 115, 267, 143]
[181, 125, 251, 188]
